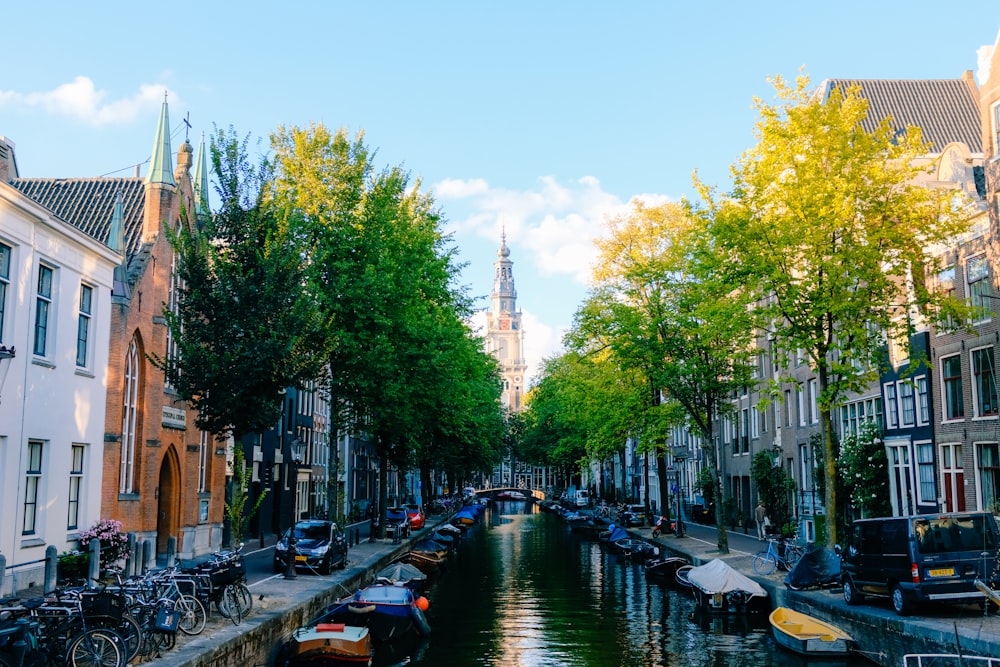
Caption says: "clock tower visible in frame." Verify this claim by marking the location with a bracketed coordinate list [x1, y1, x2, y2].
[485, 232, 528, 412]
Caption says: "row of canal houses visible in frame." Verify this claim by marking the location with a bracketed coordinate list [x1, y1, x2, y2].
[0, 99, 387, 594]
[645, 31, 1000, 542]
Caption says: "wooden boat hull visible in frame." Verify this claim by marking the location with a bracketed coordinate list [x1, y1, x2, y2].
[769, 607, 853, 657]
[283, 623, 373, 666]
[644, 557, 687, 579]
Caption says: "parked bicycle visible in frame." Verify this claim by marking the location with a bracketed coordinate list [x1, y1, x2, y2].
[751, 538, 804, 575]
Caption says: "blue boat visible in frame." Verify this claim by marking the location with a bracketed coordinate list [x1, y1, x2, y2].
[319, 584, 431, 642]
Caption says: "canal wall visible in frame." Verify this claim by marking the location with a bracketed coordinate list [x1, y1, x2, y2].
[161, 533, 418, 667]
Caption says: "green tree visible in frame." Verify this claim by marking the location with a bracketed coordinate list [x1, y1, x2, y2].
[226, 446, 268, 545]
[839, 420, 891, 519]
[700, 75, 974, 546]
[570, 199, 755, 553]
[750, 449, 796, 533]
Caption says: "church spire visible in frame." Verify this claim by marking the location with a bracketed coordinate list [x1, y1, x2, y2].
[109, 191, 129, 299]
[492, 231, 516, 314]
[145, 93, 176, 186]
[192, 131, 209, 218]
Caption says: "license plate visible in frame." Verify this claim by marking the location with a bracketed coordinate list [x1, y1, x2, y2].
[295, 555, 308, 563]
[927, 567, 955, 577]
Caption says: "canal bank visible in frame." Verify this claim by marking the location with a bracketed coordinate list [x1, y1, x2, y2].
[152, 521, 443, 667]
[635, 520, 1000, 666]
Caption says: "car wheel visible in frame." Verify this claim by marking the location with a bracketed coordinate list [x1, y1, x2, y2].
[319, 554, 332, 575]
[843, 577, 864, 606]
[272, 557, 283, 574]
[892, 584, 913, 616]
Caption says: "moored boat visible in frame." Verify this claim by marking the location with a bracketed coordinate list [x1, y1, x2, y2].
[613, 538, 658, 560]
[685, 558, 768, 613]
[374, 562, 428, 592]
[319, 584, 431, 642]
[397, 550, 446, 574]
[769, 606, 853, 657]
[279, 622, 374, 666]
[644, 556, 688, 579]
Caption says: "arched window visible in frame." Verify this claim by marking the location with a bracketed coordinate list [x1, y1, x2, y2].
[120, 337, 140, 493]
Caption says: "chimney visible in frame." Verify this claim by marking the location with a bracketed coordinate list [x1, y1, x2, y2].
[0, 136, 19, 183]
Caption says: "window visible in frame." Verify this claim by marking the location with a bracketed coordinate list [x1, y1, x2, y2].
[916, 442, 935, 505]
[940, 442, 965, 513]
[889, 334, 909, 368]
[67, 445, 84, 529]
[899, 381, 916, 427]
[797, 384, 806, 426]
[751, 406, 760, 438]
[120, 338, 140, 493]
[76, 284, 93, 367]
[936, 265, 957, 332]
[199, 431, 209, 493]
[967, 255, 991, 319]
[942, 354, 964, 420]
[808, 379, 819, 424]
[884, 383, 899, 429]
[784, 389, 792, 427]
[977, 443, 1000, 513]
[165, 253, 182, 390]
[840, 396, 883, 437]
[972, 347, 998, 417]
[33, 264, 53, 356]
[23, 441, 43, 535]
[916, 376, 929, 425]
[0, 242, 10, 341]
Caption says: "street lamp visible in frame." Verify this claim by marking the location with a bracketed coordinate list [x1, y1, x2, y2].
[0, 344, 14, 404]
[284, 437, 307, 580]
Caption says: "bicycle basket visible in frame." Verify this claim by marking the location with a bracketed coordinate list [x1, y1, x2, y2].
[81, 591, 124, 622]
[210, 564, 238, 586]
[154, 607, 179, 633]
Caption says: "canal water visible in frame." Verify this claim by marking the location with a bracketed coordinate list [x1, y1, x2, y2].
[375, 501, 873, 667]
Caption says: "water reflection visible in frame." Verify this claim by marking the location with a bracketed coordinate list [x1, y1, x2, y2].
[378, 502, 868, 667]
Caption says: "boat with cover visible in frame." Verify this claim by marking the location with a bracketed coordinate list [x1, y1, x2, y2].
[685, 558, 768, 613]
[769, 607, 853, 657]
[320, 584, 431, 642]
[279, 622, 374, 666]
[374, 562, 428, 592]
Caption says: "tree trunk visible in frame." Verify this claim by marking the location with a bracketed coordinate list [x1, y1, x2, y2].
[818, 363, 837, 547]
[656, 453, 669, 518]
[377, 441, 389, 539]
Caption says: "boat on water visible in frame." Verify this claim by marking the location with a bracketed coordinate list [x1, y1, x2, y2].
[397, 550, 446, 574]
[903, 656, 1000, 667]
[613, 538, 659, 560]
[278, 622, 374, 666]
[410, 539, 449, 560]
[769, 606, 853, 657]
[497, 490, 528, 500]
[685, 558, 768, 613]
[644, 556, 688, 579]
[675, 564, 694, 588]
[319, 584, 431, 642]
[374, 562, 428, 592]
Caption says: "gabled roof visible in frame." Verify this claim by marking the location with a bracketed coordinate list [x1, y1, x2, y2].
[817, 78, 982, 154]
[10, 177, 146, 258]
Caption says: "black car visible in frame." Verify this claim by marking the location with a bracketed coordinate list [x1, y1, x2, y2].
[272, 519, 348, 575]
[622, 504, 648, 527]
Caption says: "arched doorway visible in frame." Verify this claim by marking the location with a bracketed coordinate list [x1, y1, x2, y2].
[156, 448, 181, 554]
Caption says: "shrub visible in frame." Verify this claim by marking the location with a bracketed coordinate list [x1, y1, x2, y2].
[78, 519, 129, 569]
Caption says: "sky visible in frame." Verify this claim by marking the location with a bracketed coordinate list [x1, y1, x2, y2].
[2, 3, 998, 385]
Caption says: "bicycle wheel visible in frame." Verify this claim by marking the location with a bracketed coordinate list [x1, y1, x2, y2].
[174, 594, 207, 635]
[783, 545, 803, 570]
[751, 551, 777, 575]
[113, 613, 142, 663]
[232, 582, 252, 619]
[215, 589, 232, 619]
[222, 585, 242, 625]
[68, 628, 125, 667]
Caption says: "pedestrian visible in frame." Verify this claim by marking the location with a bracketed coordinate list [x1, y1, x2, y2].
[755, 501, 767, 540]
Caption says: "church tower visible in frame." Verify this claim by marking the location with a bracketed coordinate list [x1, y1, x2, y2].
[484, 232, 528, 412]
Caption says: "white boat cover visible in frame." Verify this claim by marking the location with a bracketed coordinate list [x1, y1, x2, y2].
[686, 558, 767, 597]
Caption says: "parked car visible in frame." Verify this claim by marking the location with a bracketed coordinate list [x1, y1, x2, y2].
[691, 503, 715, 525]
[272, 519, 347, 575]
[384, 507, 411, 538]
[622, 504, 648, 527]
[404, 503, 425, 530]
[841, 511, 1000, 616]
[574, 489, 591, 507]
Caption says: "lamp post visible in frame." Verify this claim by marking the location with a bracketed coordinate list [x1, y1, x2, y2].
[284, 437, 307, 580]
[0, 344, 15, 404]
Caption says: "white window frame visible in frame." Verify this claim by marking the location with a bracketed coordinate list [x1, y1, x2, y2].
[915, 375, 929, 426]
[808, 379, 819, 424]
[23, 441, 43, 535]
[120, 338, 140, 494]
[941, 353, 965, 422]
[939, 442, 964, 513]
[76, 283, 93, 369]
[915, 440, 935, 505]
[751, 405, 760, 438]
[967, 254, 991, 323]
[899, 380, 916, 427]
[797, 383, 806, 426]
[0, 241, 10, 343]
[33, 263, 55, 358]
[970, 346, 999, 419]
[884, 382, 899, 429]
[67, 444, 84, 530]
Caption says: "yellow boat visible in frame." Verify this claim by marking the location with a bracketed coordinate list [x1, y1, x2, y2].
[769, 606, 853, 657]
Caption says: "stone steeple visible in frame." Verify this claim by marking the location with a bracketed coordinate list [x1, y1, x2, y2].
[109, 191, 130, 302]
[192, 132, 209, 219]
[484, 231, 528, 412]
[142, 94, 177, 244]
[145, 94, 176, 187]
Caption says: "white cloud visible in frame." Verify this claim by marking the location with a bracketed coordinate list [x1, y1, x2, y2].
[0, 77, 175, 126]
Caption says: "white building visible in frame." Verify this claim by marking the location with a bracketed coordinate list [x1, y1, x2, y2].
[0, 149, 120, 593]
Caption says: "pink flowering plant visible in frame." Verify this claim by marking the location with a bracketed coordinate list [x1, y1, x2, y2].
[78, 518, 129, 569]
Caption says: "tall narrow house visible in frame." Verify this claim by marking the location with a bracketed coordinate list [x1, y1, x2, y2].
[11, 97, 226, 562]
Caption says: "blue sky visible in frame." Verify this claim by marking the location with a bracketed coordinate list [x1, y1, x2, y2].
[3, 3, 998, 384]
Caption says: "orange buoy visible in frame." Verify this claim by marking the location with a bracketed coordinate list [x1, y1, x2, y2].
[415, 596, 429, 611]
